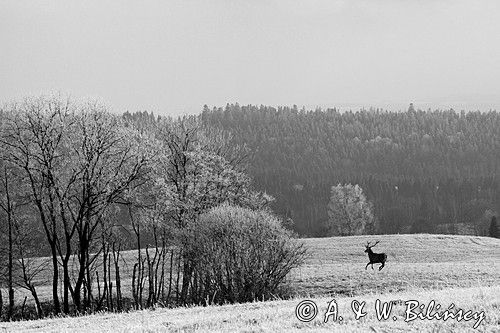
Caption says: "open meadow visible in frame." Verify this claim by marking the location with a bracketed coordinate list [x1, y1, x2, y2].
[2, 233, 500, 332]
[2, 286, 499, 332]
[291, 234, 500, 297]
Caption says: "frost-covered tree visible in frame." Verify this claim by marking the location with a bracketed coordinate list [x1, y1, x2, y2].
[1, 95, 153, 313]
[151, 117, 273, 303]
[326, 184, 374, 236]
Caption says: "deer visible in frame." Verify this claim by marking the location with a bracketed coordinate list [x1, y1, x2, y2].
[364, 241, 387, 271]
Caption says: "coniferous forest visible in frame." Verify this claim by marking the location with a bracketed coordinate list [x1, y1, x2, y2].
[187, 104, 500, 237]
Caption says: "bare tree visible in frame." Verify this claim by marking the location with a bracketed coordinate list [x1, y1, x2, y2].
[0, 150, 45, 319]
[1, 96, 74, 313]
[14, 220, 47, 318]
[0, 165, 17, 319]
[1, 95, 154, 313]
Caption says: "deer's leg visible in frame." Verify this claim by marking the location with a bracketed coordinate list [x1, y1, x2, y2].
[379, 262, 385, 271]
[365, 263, 370, 270]
[371, 263, 374, 270]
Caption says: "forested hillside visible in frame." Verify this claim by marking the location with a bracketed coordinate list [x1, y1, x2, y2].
[196, 104, 500, 236]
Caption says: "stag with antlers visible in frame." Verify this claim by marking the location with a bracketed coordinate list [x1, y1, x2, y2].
[364, 241, 387, 270]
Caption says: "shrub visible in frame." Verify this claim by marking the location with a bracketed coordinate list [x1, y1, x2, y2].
[184, 204, 307, 305]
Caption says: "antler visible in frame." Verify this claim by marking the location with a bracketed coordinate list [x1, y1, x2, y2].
[366, 241, 380, 248]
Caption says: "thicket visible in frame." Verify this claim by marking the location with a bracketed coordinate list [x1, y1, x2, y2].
[185, 204, 307, 304]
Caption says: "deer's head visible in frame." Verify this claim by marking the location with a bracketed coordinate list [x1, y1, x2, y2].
[364, 240, 380, 253]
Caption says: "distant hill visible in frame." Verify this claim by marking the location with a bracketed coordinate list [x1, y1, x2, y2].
[199, 105, 500, 236]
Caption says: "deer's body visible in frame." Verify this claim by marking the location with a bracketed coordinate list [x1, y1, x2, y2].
[364, 241, 387, 270]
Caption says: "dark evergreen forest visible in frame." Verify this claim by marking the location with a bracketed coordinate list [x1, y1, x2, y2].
[125, 104, 500, 237]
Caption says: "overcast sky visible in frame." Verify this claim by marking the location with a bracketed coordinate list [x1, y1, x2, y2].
[1, 1, 500, 115]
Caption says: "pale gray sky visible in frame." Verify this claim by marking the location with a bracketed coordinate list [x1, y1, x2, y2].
[1, 0, 500, 115]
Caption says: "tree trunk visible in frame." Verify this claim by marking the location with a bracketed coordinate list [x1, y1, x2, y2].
[7, 208, 14, 320]
[73, 238, 89, 312]
[3, 169, 15, 320]
[0, 289, 3, 318]
[50, 244, 61, 314]
[167, 249, 174, 301]
[113, 242, 122, 311]
[30, 286, 44, 319]
[107, 253, 113, 312]
[61, 257, 72, 313]
[85, 247, 93, 311]
[180, 259, 193, 304]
